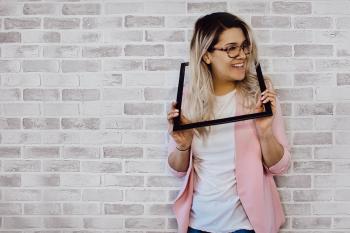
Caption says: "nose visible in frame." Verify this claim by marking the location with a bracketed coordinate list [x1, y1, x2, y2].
[235, 47, 247, 60]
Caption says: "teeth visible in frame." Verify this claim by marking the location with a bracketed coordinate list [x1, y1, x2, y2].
[232, 63, 244, 68]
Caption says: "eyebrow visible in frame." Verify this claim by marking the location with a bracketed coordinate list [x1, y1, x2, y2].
[223, 39, 247, 47]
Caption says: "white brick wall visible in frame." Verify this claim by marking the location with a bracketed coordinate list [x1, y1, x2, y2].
[0, 0, 349, 232]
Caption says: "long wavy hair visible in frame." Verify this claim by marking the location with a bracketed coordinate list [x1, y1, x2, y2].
[182, 12, 272, 144]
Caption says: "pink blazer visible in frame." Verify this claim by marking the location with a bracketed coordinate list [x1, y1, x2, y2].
[167, 91, 291, 233]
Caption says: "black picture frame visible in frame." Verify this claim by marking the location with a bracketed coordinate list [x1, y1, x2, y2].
[173, 62, 272, 131]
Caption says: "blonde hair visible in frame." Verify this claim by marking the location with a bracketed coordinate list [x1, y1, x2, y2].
[182, 12, 272, 144]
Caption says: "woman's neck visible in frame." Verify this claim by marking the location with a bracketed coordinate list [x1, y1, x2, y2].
[213, 81, 236, 96]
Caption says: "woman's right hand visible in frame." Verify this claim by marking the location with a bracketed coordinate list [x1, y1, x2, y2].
[167, 100, 194, 150]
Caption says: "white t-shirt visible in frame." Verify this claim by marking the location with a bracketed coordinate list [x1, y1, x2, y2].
[189, 88, 254, 233]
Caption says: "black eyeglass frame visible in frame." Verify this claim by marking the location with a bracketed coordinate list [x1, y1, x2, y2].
[210, 41, 251, 58]
[172, 62, 272, 131]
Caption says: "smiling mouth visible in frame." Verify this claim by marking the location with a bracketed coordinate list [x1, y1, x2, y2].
[231, 62, 245, 68]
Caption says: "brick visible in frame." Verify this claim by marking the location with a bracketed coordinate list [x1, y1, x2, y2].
[145, 58, 183, 71]
[314, 175, 350, 187]
[283, 203, 311, 215]
[274, 175, 311, 188]
[61, 31, 100, 43]
[44, 217, 83, 228]
[124, 44, 164, 56]
[272, 1, 311, 15]
[125, 161, 164, 173]
[295, 103, 333, 115]
[23, 3, 58, 15]
[24, 203, 61, 215]
[316, 59, 350, 72]
[294, 73, 335, 86]
[1, 131, 41, 144]
[272, 30, 313, 43]
[0, 88, 21, 101]
[104, 2, 144, 14]
[315, 117, 350, 130]
[104, 204, 143, 215]
[293, 132, 332, 145]
[165, 16, 197, 28]
[60, 174, 100, 187]
[22, 60, 59, 72]
[145, 117, 168, 130]
[0, 175, 21, 187]
[145, 204, 173, 215]
[104, 30, 143, 43]
[273, 59, 313, 72]
[62, 147, 99, 160]
[334, 161, 350, 173]
[228, 1, 270, 14]
[104, 175, 143, 187]
[3, 160, 41, 172]
[294, 17, 333, 29]
[187, 2, 227, 14]
[2, 45, 40, 58]
[0, 60, 20, 73]
[61, 118, 100, 130]
[285, 117, 313, 131]
[252, 16, 291, 28]
[334, 217, 350, 228]
[124, 103, 163, 115]
[125, 217, 165, 229]
[61, 60, 101, 72]
[146, 176, 182, 187]
[83, 17, 122, 29]
[81, 161, 122, 173]
[125, 190, 166, 202]
[62, 89, 100, 101]
[43, 17, 80, 29]
[294, 44, 333, 57]
[292, 217, 331, 229]
[43, 189, 80, 201]
[83, 189, 123, 202]
[336, 102, 350, 114]
[62, 4, 100, 15]
[4, 17, 41, 29]
[103, 88, 142, 101]
[82, 46, 122, 57]
[63, 203, 100, 215]
[336, 17, 350, 29]
[22, 31, 60, 43]
[4, 189, 40, 201]
[0, 147, 21, 158]
[83, 217, 123, 229]
[276, 88, 313, 101]
[43, 160, 79, 172]
[144, 1, 185, 14]
[336, 132, 350, 145]
[125, 16, 164, 28]
[293, 161, 332, 173]
[103, 117, 143, 130]
[104, 59, 143, 71]
[3, 217, 42, 228]
[146, 30, 185, 42]
[315, 146, 350, 159]
[103, 147, 143, 159]
[313, 1, 350, 14]
[0, 118, 21, 129]
[24, 146, 59, 159]
[21, 174, 59, 187]
[23, 118, 59, 130]
[23, 89, 59, 101]
[43, 103, 79, 116]
[43, 46, 79, 58]
[42, 132, 80, 144]
[259, 45, 292, 57]
[0, 3, 20, 16]
[315, 87, 350, 101]
[293, 190, 332, 202]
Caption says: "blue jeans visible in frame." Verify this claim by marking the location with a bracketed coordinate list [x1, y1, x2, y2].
[187, 226, 255, 233]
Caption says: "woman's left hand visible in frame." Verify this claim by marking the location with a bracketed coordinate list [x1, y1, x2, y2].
[254, 88, 278, 137]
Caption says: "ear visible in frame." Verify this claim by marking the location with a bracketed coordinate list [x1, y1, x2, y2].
[202, 52, 211, 65]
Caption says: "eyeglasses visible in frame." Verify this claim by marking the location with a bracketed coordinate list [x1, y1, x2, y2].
[210, 41, 251, 58]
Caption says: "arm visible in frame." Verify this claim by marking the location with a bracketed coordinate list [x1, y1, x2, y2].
[260, 97, 291, 176]
[166, 135, 191, 178]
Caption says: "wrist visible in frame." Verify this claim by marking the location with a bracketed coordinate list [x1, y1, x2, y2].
[257, 127, 273, 139]
[176, 144, 191, 151]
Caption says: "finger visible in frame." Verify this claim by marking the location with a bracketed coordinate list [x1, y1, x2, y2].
[262, 96, 276, 104]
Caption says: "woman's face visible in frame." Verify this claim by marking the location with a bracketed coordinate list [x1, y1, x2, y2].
[203, 27, 249, 83]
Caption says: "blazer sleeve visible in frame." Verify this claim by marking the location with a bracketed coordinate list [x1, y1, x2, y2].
[263, 97, 292, 176]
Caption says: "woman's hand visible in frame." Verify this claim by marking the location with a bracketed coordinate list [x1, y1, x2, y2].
[254, 87, 278, 137]
[167, 101, 194, 150]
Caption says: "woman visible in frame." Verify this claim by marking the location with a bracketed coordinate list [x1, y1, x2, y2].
[167, 12, 291, 233]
